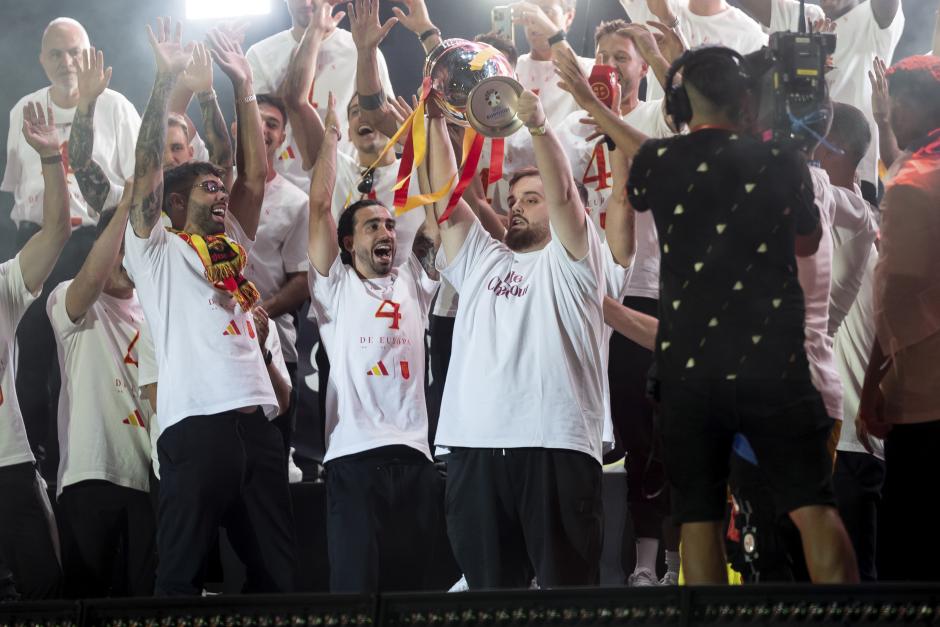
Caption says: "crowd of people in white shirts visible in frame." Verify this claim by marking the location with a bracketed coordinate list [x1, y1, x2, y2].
[1, 0, 938, 600]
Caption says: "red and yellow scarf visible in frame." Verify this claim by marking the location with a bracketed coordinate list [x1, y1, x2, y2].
[170, 229, 259, 311]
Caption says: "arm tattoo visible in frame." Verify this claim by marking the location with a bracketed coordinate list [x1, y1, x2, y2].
[74, 162, 111, 215]
[200, 97, 233, 168]
[131, 72, 175, 233]
[68, 100, 111, 215]
[68, 101, 96, 171]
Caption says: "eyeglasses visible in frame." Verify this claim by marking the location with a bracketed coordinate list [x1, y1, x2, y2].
[357, 168, 375, 195]
[192, 180, 227, 195]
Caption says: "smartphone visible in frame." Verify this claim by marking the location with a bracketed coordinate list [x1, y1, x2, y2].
[491, 6, 514, 44]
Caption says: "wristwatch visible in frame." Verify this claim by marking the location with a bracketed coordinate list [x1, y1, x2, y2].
[527, 123, 548, 136]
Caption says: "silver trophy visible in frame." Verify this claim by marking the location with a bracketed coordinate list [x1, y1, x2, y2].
[424, 39, 524, 138]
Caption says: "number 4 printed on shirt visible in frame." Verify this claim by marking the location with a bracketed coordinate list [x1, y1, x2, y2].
[375, 300, 402, 330]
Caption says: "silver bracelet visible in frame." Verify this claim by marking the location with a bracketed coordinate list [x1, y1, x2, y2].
[240, 93, 257, 104]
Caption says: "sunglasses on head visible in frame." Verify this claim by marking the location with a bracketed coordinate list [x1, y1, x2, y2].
[357, 168, 375, 195]
[192, 180, 227, 195]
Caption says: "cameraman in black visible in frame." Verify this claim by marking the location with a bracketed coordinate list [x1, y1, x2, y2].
[625, 45, 859, 584]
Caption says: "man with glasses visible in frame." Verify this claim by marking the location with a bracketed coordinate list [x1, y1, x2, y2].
[122, 19, 296, 596]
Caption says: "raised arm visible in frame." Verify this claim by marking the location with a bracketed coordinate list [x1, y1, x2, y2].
[182, 42, 234, 189]
[869, 56, 900, 169]
[605, 135, 636, 269]
[131, 18, 192, 238]
[392, 0, 441, 53]
[207, 28, 266, 239]
[426, 108, 476, 262]
[871, 0, 901, 30]
[282, 4, 343, 171]
[18, 103, 70, 294]
[511, 2, 578, 60]
[69, 47, 114, 216]
[307, 93, 342, 276]
[350, 0, 401, 139]
[64, 181, 133, 322]
[517, 90, 589, 258]
[555, 46, 652, 158]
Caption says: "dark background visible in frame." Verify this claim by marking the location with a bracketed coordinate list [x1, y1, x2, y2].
[0, 0, 936, 256]
[0, 0, 627, 258]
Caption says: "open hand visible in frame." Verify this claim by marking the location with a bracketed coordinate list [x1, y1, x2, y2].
[348, 0, 398, 51]
[869, 56, 890, 123]
[21, 102, 60, 158]
[553, 47, 595, 110]
[308, 0, 346, 36]
[147, 17, 192, 76]
[517, 90, 546, 129]
[206, 28, 253, 88]
[217, 19, 249, 47]
[391, 0, 435, 36]
[77, 47, 112, 106]
[182, 42, 214, 95]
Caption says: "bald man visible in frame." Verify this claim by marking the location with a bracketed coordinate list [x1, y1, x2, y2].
[1, 18, 140, 479]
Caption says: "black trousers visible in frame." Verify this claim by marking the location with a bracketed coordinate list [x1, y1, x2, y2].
[446, 448, 603, 590]
[326, 445, 444, 593]
[58, 480, 157, 597]
[878, 421, 940, 582]
[0, 462, 62, 598]
[155, 410, 298, 596]
[15, 224, 95, 479]
[608, 297, 669, 541]
[427, 314, 455, 446]
[833, 451, 884, 582]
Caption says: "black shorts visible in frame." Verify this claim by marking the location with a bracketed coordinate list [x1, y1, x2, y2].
[658, 377, 835, 524]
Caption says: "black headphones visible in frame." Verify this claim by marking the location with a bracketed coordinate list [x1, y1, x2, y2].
[664, 46, 751, 128]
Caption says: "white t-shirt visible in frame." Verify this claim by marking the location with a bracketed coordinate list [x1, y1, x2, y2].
[2, 87, 140, 227]
[768, 0, 825, 33]
[515, 53, 595, 127]
[47, 282, 152, 497]
[834, 248, 883, 457]
[824, 0, 905, 184]
[332, 153, 426, 268]
[244, 173, 310, 363]
[246, 28, 395, 191]
[138, 311, 287, 479]
[798, 165, 842, 421]
[554, 99, 673, 299]
[436, 219, 607, 463]
[0, 255, 39, 468]
[619, 0, 768, 100]
[829, 183, 878, 335]
[309, 254, 437, 463]
[122, 218, 279, 434]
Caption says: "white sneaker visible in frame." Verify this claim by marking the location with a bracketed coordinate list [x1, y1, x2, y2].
[448, 575, 469, 592]
[659, 571, 679, 586]
[287, 447, 303, 484]
[627, 567, 659, 586]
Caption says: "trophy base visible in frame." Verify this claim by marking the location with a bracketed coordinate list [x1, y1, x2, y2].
[466, 76, 525, 138]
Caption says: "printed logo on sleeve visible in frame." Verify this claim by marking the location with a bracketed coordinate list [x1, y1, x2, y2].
[223, 320, 242, 336]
